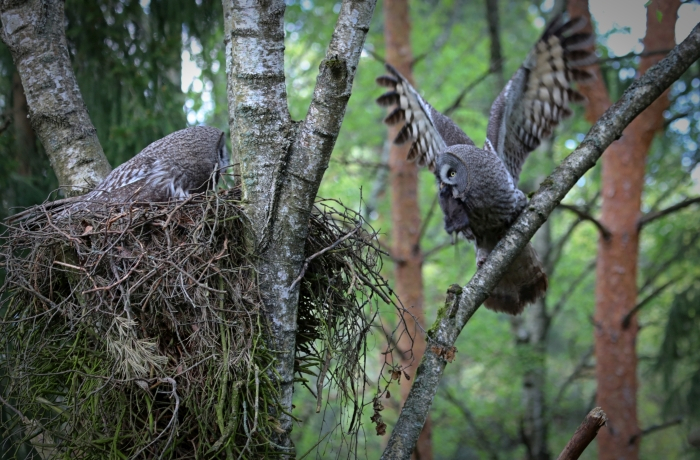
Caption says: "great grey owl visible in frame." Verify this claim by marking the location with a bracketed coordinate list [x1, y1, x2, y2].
[81, 126, 228, 204]
[376, 15, 594, 314]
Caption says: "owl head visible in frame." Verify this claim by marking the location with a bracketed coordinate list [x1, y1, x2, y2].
[437, 145, 475, 198]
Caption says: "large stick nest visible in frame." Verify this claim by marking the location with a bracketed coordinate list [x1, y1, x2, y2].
[0, 188, 392, 459]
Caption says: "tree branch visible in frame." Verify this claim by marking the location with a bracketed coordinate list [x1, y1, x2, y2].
[442, 66, 496, 116]
[556, 407, 608, 460]
[638, 196, 700, 228]
[0, 0, 111, 193]
[621, 277, 680, 329]
[549, 259, 596, 322]
[557, 204, 611, 240]
[628, 417, 683, 445]
[441, 388, 500, 460]
[552, 346, 594, 408]
[598, 49, 674, 64]
[381, 23, 700, 460]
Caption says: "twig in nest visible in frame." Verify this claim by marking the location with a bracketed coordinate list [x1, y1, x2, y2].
[290, 225, 360, 290]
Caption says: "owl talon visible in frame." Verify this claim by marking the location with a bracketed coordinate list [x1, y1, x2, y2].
[476, 257, 486, 268]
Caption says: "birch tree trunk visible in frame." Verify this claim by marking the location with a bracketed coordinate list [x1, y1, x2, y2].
[0, 0, 111, 192]
[381, 23, 700, 460]
[383, 0, 433, 458]
[567, 1, 680, 458]
[221, 0, 377, 452]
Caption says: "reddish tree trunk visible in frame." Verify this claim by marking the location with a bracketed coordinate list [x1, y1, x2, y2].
[568, 1, 679, 458]
[383, 1, 432, 459]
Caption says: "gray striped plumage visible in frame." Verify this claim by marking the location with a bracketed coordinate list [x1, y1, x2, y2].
[376, 15, 593, 314]
[66, 126, 228, 214]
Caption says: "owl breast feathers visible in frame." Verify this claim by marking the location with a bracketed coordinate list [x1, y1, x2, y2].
[376, 15, 594, 314]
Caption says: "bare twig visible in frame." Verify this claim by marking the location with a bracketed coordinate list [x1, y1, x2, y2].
[557, 204, 611, 240]
[598, 48, 674, 64]
[443, 66, 497, 116]
[638, 196, 700, 228]
[621, 277, 680, 328]
[549, 259, 596, 321]
[290, 225, 360, 290]
[556, 407, 607, 460]
[552, 346, 594, 408]
[442, 388, 500, 460]
[628, 416, 683, 445]
[638, 232, 699, 296]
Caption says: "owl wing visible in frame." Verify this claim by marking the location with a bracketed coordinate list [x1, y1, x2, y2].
[485, 15, 595, 183]
[376, 64, 475, 173]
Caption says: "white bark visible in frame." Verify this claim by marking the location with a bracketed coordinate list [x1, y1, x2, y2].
[0, 0, 111, 193]
[222, 0, 377, 451]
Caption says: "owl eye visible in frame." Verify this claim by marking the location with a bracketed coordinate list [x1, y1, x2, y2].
[448, 170, 456, 178]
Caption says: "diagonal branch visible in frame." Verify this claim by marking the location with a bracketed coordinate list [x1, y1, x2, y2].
[621, 276, 680, 329]
[557, 407, 608, 460]
[552, 346, 594, 408]
[442, 388, 501, 460]
[637, 196, 700, 228]
[381, 23, 700, 460]
[557, 204, 611, 240]
[443, 67, 496, 116]
[628, 417, 683, 445]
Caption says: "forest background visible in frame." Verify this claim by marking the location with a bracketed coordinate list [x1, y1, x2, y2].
[0, 0, 699, 458]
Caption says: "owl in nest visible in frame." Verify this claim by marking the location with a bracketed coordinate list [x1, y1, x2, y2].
[376, 15, 594, 314]
[81, 126, 228, 204]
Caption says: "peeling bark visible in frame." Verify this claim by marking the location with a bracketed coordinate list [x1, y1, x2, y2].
[381, 22, 700, 460]
[222, 0, 377, 452]
[383, 0, 432, 458]
[568, 1, 680, 459]
[0, 0, 111, 193]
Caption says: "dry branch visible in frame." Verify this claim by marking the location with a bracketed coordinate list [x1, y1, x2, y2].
[556, 407, 608, 460]
[629, 416, 683, 445]
[638, 196, 700, 228]
[381, 22, 700, 460]
[557, 203, 611, 240]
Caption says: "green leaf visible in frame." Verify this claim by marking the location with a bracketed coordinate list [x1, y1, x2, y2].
[657, 10, 663, 22]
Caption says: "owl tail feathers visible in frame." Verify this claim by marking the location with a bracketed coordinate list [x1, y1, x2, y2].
[483, 243, 548, 315]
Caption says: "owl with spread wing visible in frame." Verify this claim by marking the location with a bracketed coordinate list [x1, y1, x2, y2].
[376, 15, 594, 314]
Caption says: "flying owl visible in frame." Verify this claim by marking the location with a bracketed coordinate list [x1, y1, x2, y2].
[376, 15, 594, 314]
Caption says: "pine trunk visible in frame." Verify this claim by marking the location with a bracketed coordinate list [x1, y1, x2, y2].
[383, 1, 432, 458]
[568, 1, 680, 458]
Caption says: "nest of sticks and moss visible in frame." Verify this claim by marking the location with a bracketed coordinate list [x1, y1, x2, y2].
[0, 188, 392, 459]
